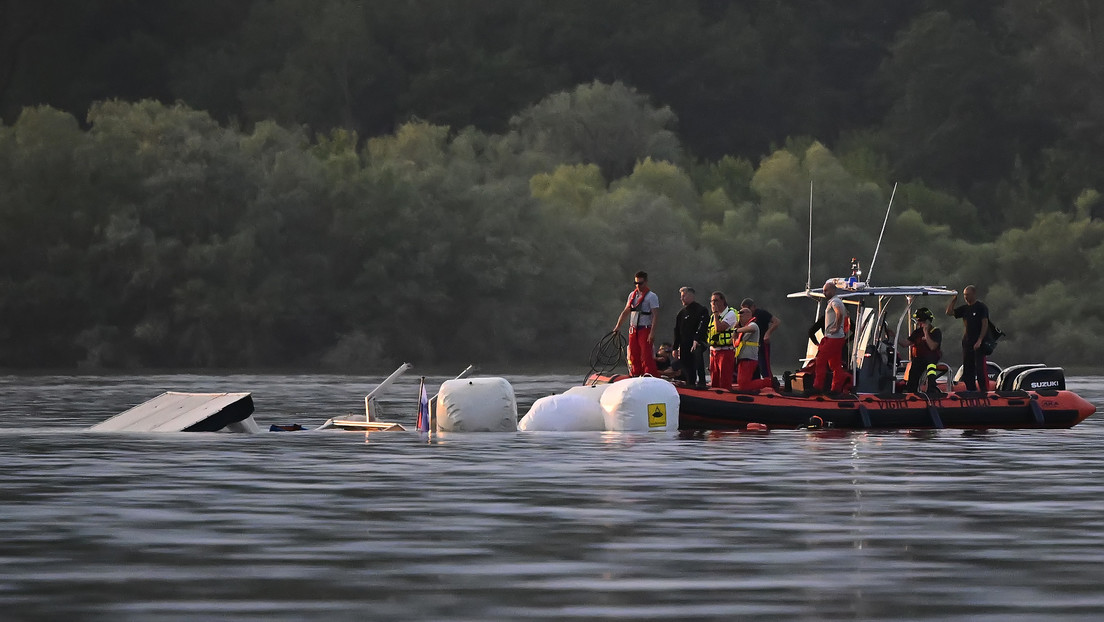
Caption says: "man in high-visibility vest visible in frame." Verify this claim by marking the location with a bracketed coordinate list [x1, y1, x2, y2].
[706, 291, 737, 390]
[739, 297, 781, 379]
[732, 307, 778, 392]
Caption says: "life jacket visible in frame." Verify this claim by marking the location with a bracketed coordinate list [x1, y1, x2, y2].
[909, 327, 942, 361]
[629, 288, 653, 328]
[707, 307, 736, 347]
[734, 332, 760, 359]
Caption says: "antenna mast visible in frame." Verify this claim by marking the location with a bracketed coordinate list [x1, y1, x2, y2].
[866, 182, 897, 285]
[805, 180, 813, 291]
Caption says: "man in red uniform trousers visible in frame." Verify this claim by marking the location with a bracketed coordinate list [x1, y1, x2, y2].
[812, 280, 851, 395]
[614, 271, 660, 377]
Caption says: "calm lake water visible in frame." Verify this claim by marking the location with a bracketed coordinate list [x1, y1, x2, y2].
[2, 373, 1103, 621]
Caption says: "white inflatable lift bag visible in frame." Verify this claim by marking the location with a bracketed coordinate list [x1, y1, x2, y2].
[518, 391, 607, 432]
[600, 377, 680, 432]
[436, 377, 518, 432]
[563, 384, 608, 404]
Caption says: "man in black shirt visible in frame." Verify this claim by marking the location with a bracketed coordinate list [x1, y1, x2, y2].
[674, 287, 708, 388]
[945, 284, 990, 391]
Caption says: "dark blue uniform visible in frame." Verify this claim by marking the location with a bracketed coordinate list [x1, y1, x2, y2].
[674, 302, 708, 386]
[954, 300, 990, 391]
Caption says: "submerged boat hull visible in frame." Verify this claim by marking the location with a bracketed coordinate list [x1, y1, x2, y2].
[587, 374, 1096, 431]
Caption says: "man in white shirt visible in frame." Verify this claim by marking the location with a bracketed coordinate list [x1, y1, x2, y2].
[706, 292, 738, 390]
[614, 271, 660, 377]
[812, 280, 850, 395]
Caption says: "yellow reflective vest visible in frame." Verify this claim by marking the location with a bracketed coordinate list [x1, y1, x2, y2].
[707, 307, 736, 347]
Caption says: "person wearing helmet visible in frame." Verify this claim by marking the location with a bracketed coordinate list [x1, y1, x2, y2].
[902, 307, 943, 393]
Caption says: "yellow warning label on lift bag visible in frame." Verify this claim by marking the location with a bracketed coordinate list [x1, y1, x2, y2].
[648, 403, 667, 428]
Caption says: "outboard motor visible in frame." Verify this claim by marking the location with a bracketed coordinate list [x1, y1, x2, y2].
[957, 361, 1012, 389]
[1012, 367, 1066, 392]
[993, 363, 1046, 391]
[985, 360, 1002, 383]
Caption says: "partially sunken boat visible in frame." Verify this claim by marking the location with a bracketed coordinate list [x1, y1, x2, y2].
[90, 363, 474, 433]
[90, 392, 259, 432]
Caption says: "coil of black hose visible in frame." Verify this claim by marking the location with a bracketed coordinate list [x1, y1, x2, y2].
[584, 330, 626, 384]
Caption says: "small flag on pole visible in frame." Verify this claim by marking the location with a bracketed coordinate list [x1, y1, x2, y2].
[416, 377, 430, 432]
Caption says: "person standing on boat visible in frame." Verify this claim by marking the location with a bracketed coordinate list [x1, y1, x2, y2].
[739, 298, 781, 379]
[945, 285, 990, 391]
[614, 271, 660, 377]
[812, 280, 850, 395]
[733, 307, 777, 392]
[674, 286, 708, 388]
[902, 307, 943, 393]
[706, 292, 738, 390]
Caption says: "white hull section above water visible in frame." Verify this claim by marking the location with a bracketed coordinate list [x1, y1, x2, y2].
[90, 392, 256, 433]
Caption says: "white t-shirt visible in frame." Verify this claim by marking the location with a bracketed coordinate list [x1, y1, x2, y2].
[710, 308, 738, 350]
[626, 290, 660, 328]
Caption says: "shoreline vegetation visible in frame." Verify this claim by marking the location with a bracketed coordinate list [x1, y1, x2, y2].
[1, 2, 1102, 371]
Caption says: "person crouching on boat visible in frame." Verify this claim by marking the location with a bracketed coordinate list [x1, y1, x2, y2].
[614, 271, 660, 377]
[812, 280, 851, 395]
[739, 298, 781, 379]
[654, 343, 683, 379]
[733, 307, 777, 392]
[902, 307, 943, 394]
[706, 292, 738, 390]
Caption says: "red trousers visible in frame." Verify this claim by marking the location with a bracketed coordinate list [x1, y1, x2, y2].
[813, 336, 849, 392]
[709, 348, 734, 390]
[628, 327, 658, 377]
[736, 359, 773, 392]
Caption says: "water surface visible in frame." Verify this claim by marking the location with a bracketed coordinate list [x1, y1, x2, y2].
[2, 374, 1103, 620]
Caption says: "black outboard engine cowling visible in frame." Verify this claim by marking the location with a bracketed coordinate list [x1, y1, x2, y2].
[1013, 367, 1066, 392]
[994, 363, 1045, 390]
[956, 361, 1005, 386]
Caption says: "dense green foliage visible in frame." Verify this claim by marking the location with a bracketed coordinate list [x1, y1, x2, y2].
[1, 1, 1102, 370]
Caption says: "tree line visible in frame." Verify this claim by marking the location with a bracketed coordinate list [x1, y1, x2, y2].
[1, 1, 1102, 370]
[2, 86, 1101, 371]
[4, 1, 1104, 222]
